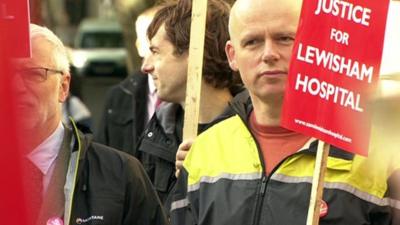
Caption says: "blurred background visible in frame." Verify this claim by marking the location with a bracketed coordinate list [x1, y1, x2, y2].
[374, 0, 400, 152]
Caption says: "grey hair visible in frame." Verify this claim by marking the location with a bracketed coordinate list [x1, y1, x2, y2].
[30, 24, 70, 74]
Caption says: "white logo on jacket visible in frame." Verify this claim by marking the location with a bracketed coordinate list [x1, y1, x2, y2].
[76, 215, 104, 224]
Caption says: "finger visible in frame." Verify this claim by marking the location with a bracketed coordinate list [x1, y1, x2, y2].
[176, 150, 188, 160]
[179, 139, 194, 150]
[175, 160, 184, 170]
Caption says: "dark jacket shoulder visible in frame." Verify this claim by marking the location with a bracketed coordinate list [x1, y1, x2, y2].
[95, 71, 149, 156]
[71, 128, 169, 225]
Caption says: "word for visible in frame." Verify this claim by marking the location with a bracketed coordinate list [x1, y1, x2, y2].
[330, 28, 349, 45]
[297, 43, 374, 83]
[295, 74, 363, 112]
[314, 0, 371, 27]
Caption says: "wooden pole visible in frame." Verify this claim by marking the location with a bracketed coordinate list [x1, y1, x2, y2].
[182, 0, 208, 140]
[306, 140, 330, 225]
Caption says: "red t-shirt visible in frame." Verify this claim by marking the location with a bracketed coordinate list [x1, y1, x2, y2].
[249, 111, 311, 175]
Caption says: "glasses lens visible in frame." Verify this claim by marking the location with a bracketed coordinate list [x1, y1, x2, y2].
[19, 68, 46, 83]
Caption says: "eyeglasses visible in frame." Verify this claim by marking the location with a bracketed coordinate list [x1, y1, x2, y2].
[15, 67, 64, 83]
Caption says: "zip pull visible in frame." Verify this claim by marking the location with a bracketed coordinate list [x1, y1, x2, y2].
[260, 176, 267, 196]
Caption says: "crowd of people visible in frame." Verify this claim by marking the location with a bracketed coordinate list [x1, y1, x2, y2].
[12, 0, 400, 224]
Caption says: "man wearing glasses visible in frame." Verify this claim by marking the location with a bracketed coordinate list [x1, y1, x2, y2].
[13, 24, 168, 225]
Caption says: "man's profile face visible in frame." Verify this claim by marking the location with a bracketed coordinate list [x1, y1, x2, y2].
[141, 25, 188, 104]
[226, 0, 301, 104]
[13, 37, 70, 131]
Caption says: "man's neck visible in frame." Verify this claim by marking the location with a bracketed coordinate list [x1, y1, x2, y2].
[181, 82, 232, 124]
[250, 93, 284, 127]
[20, 120, 61, 154]
[178, 81, 233, 124]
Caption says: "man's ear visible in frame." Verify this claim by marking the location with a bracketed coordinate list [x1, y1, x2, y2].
[59, 72, 71, 103]
[225, 40, 239, 71]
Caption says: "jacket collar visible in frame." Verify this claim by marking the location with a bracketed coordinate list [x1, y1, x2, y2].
[229, 90, 253, 121]
[155, 103, 183, 134]
[63, 119, 90, 225]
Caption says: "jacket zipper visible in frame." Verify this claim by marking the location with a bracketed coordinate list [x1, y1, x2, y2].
[231, 101, 313, 225]
[252, 150, 310, 225]
[252, 175, 267, 225]
[235, 112, 268, 225]
[231, 103, 268, 225]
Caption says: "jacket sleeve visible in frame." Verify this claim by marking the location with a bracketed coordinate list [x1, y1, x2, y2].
[169, 167, 197, 225]
[386, 133, 400, 225]
[389, 170, 400, 225]
[123, 156, 170, 225]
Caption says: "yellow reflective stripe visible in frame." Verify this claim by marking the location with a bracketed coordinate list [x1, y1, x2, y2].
[184, 115, 262, 186]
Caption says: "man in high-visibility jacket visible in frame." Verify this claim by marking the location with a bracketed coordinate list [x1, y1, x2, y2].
[170, 0, 400, 224]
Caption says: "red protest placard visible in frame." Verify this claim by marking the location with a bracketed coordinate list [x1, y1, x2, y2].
[282, 0, 390, 156]
[0, 0, 30, 224]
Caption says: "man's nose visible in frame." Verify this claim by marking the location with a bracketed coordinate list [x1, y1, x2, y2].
[141, 53, 154, 74]
[11, 71, 28, 95]
[261, 40, 280, 64]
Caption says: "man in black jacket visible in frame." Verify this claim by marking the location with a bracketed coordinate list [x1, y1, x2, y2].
[95, 6, 160, 155]
[14, 23, 168, 225]
[137, 0, 242, 206]
[95, 71, 149, 155]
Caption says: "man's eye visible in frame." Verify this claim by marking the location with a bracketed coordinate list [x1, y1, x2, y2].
[278, 36, 295, 44]
[149, 47, 158, 54]
[30, 69, 44, 77]
[244, 39, 260, 47]
[18, 68, 45, 82]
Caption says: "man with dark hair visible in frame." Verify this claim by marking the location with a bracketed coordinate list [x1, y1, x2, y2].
[138, 0, 242, 207]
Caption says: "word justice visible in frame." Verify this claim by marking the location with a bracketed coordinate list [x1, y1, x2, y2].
[314, 0, 371, 27]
